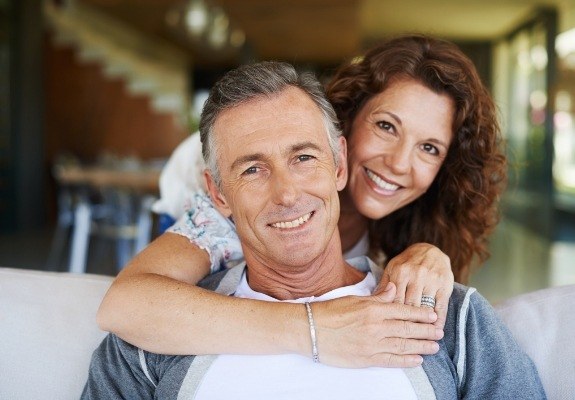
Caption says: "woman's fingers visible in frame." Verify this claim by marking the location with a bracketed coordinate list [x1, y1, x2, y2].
[383, 243, 454, 328]
[403, 281, 451, 329]
[393, 274, 409, 305]
[310, 295, 443, 368]
[383, 336, 440, 355]
[373, 272, 391, 295]
[433, 287, 451, 329]
[306, 243, 454, 368]
[373, 353, 424, 368]
[404, 279, 425, 306]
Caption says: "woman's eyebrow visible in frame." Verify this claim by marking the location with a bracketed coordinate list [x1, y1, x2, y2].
[374, 110, 402, 125]
[427, 137, 450, 148]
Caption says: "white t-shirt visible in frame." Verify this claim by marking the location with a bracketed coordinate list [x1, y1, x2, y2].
[194, 270, 418, 400]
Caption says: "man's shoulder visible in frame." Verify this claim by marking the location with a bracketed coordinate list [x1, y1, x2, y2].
[450, 283, 494, 311]
[450, 283, 475, 305]
[198, 263, 247, 293]
[444, 283, 497, 336]
[346, 256, 383, 282]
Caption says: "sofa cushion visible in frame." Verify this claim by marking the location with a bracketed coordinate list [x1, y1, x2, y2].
[0, 268, 113, 400]
[495, 284, 575, 400]
[1, 266, 571, 400]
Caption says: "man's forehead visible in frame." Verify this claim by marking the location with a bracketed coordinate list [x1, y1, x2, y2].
[213, 87, 322, 131]
[212, 90, 329, 164]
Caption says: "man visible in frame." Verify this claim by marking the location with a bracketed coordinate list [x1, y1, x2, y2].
[82, 61, 545, 399]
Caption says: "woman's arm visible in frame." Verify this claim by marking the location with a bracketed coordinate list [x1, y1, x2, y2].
[97, 233, 442, 367]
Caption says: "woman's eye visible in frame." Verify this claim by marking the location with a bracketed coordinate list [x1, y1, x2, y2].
[421, 143, 439, 155]
[377, 121, 395, 133]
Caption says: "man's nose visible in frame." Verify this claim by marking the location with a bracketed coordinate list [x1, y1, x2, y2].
[270, 169, 300, 207]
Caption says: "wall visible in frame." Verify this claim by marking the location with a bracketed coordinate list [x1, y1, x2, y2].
[44, 37, 188, 164]
[42, 36, 190, 224]
[0, 0, 45, 232]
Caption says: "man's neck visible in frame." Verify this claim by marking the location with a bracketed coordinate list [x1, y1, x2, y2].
[244, 237, 366, 300]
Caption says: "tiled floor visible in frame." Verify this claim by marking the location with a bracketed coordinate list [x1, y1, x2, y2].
[469, 218, 575, 303]
[1, 216, 574, 304]
[0, 226, 120, 276]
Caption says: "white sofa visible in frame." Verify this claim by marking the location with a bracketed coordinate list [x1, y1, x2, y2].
[0, 267, 573, 400]
[0, 268, 111, 400]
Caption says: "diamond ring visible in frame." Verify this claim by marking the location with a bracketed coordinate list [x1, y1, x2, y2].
[421, 295, 436, 308]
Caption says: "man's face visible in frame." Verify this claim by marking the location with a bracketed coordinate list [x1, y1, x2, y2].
[205, 86, 347, 268]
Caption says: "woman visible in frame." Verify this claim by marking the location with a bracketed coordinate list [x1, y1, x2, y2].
[328, 37, 505, 283]
[97, 35, 506, 367]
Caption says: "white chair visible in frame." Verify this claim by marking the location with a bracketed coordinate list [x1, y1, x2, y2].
[495, 284, 575, 400]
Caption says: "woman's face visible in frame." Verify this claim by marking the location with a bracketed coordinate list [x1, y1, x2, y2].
[345, 78, 455, 220]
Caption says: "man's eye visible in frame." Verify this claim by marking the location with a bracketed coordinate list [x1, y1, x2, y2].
[243, 166, 259, 175]
[297, 155, 314, 162]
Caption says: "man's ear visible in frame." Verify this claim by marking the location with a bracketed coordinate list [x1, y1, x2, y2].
[203, 170, 233, 218]
[335, 136, 348, 191]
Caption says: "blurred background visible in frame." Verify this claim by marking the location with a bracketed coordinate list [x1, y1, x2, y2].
[1, 0, 574, 303]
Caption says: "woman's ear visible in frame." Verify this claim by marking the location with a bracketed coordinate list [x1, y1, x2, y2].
[335, 136, 348, 191]
[204, 170, 232, 218]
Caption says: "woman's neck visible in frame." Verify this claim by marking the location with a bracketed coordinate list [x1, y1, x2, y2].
[338, 189, 369, 254]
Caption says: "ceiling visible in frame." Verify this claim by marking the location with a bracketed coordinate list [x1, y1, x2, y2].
[79, 0, 567, 67]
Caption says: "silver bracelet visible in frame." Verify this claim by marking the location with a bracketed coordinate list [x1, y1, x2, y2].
[304, 302, 320, 363]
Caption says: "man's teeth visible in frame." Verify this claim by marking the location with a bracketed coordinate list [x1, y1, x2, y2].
[366, 169, 399, 191]
[271, 212, 312, 229]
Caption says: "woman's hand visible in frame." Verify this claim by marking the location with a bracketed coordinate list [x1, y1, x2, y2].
[376, 243, 454, 329]
[309, 283, 443, 368]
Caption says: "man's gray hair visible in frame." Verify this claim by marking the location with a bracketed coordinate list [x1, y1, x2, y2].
[199, 61, 342, 187]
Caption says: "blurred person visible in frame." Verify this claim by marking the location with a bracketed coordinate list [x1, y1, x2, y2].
[82, 61, 542, 399]
[96, 35, 506, 367]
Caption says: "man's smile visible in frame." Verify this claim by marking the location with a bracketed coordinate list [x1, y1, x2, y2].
[269, 211, 314, 229]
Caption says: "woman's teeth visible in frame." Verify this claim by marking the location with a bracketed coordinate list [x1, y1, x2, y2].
[366, 169, 399, 191]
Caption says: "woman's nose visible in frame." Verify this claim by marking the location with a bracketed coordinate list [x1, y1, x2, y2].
[384, 141, 412, 175]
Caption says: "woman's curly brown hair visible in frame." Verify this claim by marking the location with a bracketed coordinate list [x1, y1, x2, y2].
[326, 35, 507, 283]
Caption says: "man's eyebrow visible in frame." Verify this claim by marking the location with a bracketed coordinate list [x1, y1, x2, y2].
[229, 141, 325, 171]
[230, 153, 266, 171]
[291, 141, 321, 152]
[290, 141, 323, 154]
